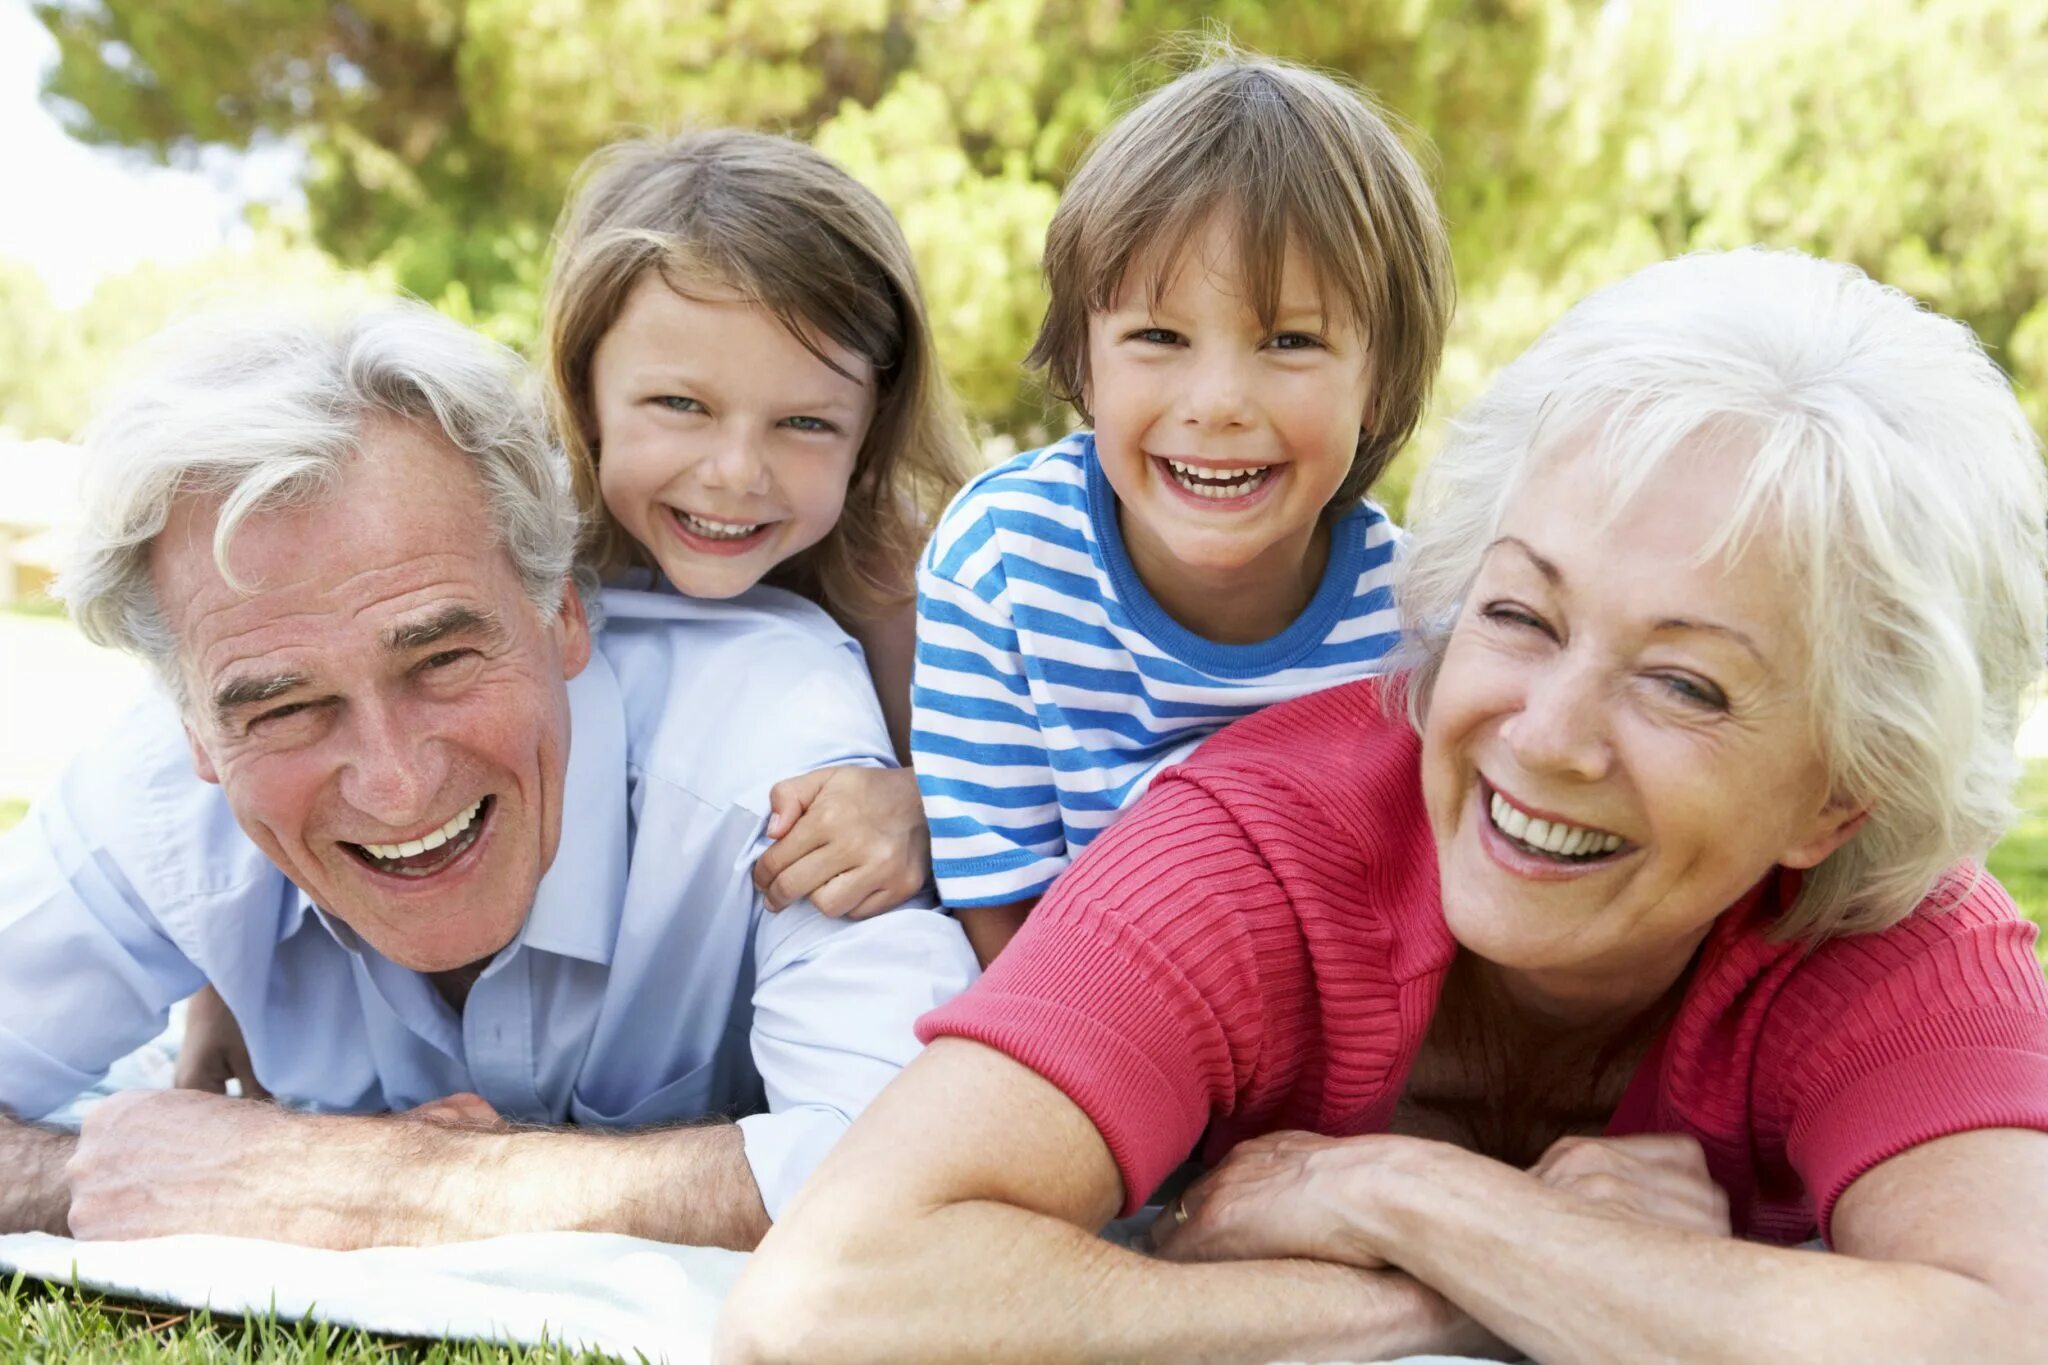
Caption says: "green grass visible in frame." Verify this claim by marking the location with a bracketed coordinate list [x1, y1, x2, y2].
[1, 1273, 616, 1362]
[1, 767, 2043, 1356]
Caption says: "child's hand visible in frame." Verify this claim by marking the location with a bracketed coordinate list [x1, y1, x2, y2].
[174, 983, 270, 1100]
[753, 765, 931, 919]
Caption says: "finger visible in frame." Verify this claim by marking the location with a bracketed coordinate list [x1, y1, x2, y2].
[810, 865, 899, 919]
[767, 846, 861, 913]
[765, 770, 832, 840]
[841, 885, 904, 922]
[234, 1065, 272, 1102]
[752, 805, 836, 893]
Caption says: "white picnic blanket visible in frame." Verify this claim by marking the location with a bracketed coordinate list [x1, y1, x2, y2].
[0, 1229, 746, 1362]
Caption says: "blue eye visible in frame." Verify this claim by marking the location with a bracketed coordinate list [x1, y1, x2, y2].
[653, 395, 704, 414]
[1269, 332, 1324, 351]
[1130, 327, 1181, 346]
[781, 415, 837, 434]
[1657, 674, 1728, 710]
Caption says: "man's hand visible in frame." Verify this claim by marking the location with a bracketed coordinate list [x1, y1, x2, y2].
[1527, 1134, 1732, 1238]
[753, 765, 930, 919]
[1151, 1131, 1393, 1268]
[174, 985, 270, 1099]
[67, 1089, 364, 1244]
[405, 1091, 505, 1128]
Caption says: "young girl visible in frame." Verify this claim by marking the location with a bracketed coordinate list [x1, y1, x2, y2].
[177, 130, 972, 1095]
[543, 127, 973, 919]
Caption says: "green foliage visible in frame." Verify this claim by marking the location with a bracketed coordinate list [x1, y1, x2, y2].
[23, 0, 2048, 503]
[0, 226, 388, 442]
[1989, 758, 2048, 967]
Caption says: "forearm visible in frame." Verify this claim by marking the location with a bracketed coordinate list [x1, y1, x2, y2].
[725, 1196, 1501, 1364]
[363, 1115, 770, 1250]
[958, 899, 1034, 966]
[1369, 1147, 2039, 1363]
[0, 1115, 74, 1235]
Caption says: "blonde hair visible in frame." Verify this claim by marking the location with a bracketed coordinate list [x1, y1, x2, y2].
[1028, 47, 1454, 505]
[1398, 248, 2048, 943]
[543, 128, 972, 622]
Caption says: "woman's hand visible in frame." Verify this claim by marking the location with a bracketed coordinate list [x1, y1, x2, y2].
[173, 984, 269, 1100]
[1528, 1133, 1731, 1238]
[1150, 1130, 1395, 1268]
[752, 765, 931, 919]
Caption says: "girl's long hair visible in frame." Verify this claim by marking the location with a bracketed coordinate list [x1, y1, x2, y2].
[543, 128, 973, 622]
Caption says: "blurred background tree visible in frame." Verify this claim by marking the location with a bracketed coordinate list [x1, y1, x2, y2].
[13, 0, 2048, 512]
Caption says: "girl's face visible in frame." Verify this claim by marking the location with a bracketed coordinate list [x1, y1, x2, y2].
[590, 274, 876, 600]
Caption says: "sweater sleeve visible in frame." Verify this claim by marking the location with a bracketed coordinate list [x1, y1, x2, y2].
[1759, 871, 2048, 1243]
[916, 772, 1302, 1215]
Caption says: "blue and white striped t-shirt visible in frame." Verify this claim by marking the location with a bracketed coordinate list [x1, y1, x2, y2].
[911, 432, 1405, 909]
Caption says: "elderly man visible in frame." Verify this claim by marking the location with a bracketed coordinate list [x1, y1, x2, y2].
[0, 302, 976, 1248]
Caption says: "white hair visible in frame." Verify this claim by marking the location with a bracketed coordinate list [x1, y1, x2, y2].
[58, 301, 593, 705]
[1398, 248, 2048, 941]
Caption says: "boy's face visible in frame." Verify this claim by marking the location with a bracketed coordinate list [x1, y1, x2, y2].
[1084, 214, 1375, 591]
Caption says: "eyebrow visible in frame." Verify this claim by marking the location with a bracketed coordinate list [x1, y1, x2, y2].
[383, 605, 504, 653]
[212, 672, 310, 726]
[1485, 536, 1767, 664]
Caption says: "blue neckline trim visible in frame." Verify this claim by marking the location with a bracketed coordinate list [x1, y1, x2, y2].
[1081, 434, 1372, 679]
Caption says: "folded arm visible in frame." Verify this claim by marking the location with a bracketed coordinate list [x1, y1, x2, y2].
[0, 1116, 74, 1235]
[64, 1087, 769, 1249]
[1186, 1126, 2048, 1364]
[717, 1039, 1505, 1364]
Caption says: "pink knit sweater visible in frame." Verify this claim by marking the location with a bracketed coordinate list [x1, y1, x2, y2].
[918, 678, 2048, 1242]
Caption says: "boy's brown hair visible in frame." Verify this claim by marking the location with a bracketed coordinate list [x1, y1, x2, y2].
[1027, 49, 1455, 505]
[543, 128, 973, 622]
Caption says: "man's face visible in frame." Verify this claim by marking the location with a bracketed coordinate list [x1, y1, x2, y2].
[155, 417, 592, 972]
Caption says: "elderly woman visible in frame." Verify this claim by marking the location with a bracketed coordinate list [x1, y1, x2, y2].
[719, 249, 2048, 1362]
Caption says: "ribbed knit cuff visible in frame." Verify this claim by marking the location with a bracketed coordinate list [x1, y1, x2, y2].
[1790, 1040, 2048, 1243]
[918, 919, 1215, 1217]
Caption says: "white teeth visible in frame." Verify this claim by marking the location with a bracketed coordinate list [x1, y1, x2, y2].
[1487, 791, 1621, 859]
[361, 798, 483, 862]
[1165, 459, 1273, 500]
[678, 510, 763, 539]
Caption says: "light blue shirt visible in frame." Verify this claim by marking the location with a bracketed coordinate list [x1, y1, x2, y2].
[0, 585, 979, 1218]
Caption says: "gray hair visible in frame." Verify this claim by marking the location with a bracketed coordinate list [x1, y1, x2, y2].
[58, 301, 592, 706]
[1397, 248, 2048, 942]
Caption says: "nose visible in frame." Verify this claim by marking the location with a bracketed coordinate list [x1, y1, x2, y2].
[1499, 656, 1613, 784]
[1180, 345, 1254, 432]
[337, 697, 450, 832]
[698, 428, 773, 497]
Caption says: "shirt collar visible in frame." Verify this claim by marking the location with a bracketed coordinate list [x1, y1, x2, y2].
[277, 647, 631, 967]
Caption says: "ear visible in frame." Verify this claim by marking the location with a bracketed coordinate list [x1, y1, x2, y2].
[183, 721, 221, 786]
[1778, 798, 1871, 871]
[554, 583, 593, 681]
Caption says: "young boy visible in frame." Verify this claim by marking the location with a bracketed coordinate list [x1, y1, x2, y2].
[912, 51, 1455, 963]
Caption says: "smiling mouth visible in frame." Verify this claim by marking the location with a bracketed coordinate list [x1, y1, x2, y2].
[1485, 786, 1625, 862]
[668, 507, 772, 541]
[345, 796, 492, 878]
[1159, 457, 1277, 500]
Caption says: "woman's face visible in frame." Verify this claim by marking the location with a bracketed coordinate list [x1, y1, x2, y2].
[1421, 440, 1866, 1013]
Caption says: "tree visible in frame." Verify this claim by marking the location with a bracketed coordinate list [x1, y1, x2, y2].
[31, 0, 2048, 491]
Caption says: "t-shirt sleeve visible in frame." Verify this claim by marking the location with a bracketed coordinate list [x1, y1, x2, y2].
[917, 772, 1298, 1215]
[1760, 873, 2048, 1243]
[910, 509, 1068, 908]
